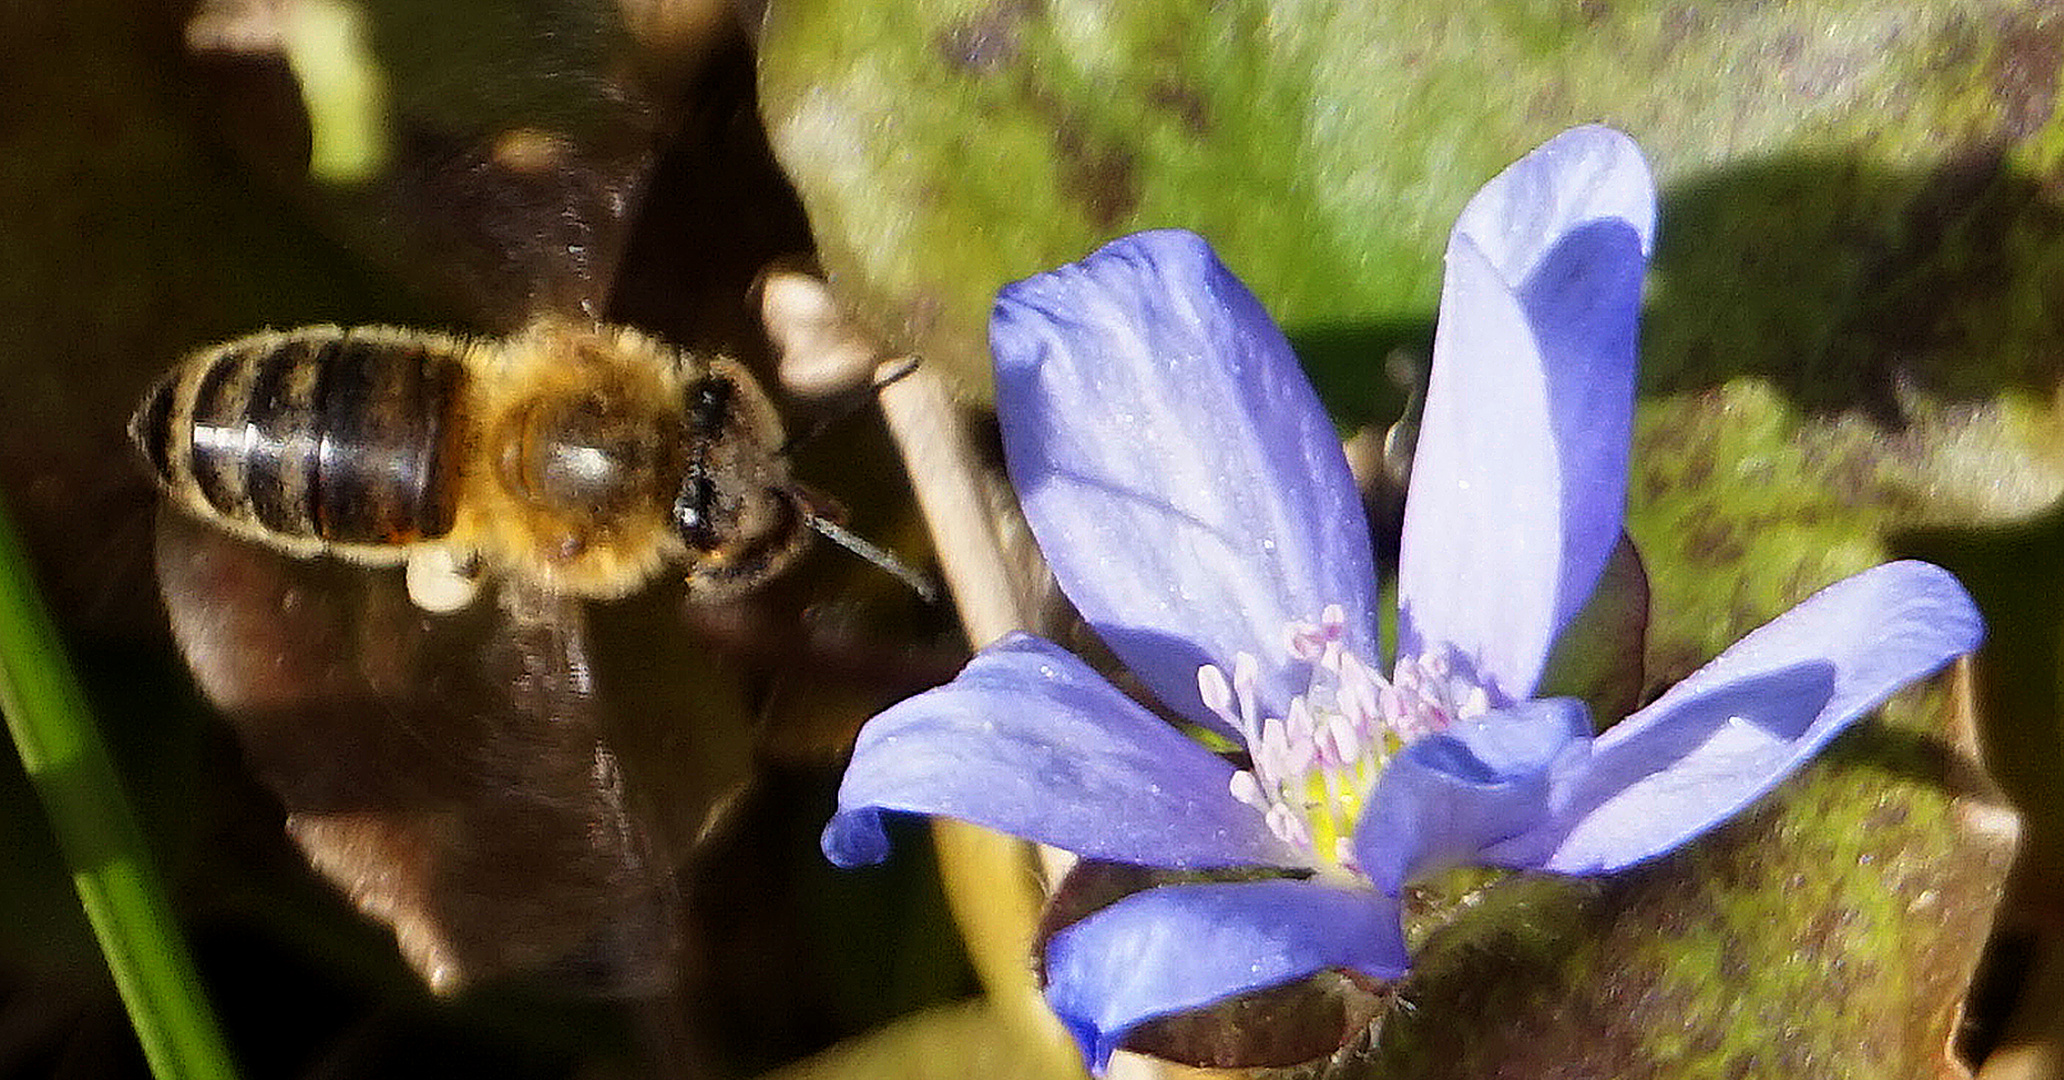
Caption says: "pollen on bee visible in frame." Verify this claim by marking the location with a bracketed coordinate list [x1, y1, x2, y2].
[491, 128, 572, 174]
[406, 545, 482, 613]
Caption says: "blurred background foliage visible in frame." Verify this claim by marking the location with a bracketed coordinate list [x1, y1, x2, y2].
[0, 0, 2059, 1076]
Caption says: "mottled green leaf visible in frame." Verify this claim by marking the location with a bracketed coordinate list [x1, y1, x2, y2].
[1537, 533, 1650, 726]
[761, 0, 2062, 420]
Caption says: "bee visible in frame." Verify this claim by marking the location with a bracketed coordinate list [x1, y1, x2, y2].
[130, 317, 816, 614]
[126, 6, 914, 1015]
[132, 315, 913, 1001]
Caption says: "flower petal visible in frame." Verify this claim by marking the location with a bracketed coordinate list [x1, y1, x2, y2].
[1396, 126, 1656, 703]
[822, 633, 1301, 870]
[993, 230, 1379, 734]
[1496, 560, 1983, 874]
[1043, 880, 1407, 1073]
[1352, 698, 1594, 895]
[1449, 125, 1660, 290]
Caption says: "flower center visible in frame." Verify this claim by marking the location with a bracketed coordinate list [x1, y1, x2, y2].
[1197, 606, 1493, 872]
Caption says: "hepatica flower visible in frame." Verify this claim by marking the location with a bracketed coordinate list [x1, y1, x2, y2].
[823, 127, 1982, 1072]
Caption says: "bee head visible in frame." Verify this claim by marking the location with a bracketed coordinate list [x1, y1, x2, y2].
[670, 369, 813, 600]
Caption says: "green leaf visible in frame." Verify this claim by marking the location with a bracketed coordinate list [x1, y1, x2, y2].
[1536, 533, 1650, 727]
[761, 0, 2064, 438]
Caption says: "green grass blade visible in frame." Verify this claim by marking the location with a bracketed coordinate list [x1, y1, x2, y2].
[0, 494, 237, 1080]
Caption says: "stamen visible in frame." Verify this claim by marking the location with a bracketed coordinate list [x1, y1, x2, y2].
[1257, 715, 1308, 786]
[1338, 652, 1379, 729]
[1285, 698, 1317, 762]
[1198, 663, 1238, 730]
[1328, 712, 1362, 766]
[1228, 769, 1267, 810]
[1318, 604, 1347, 671]
[1232, 653, 1262, 744]
[1286, 622, 1325, 663]
[1265, 803, 1312, 848]
[1204, 611, 1492, 879]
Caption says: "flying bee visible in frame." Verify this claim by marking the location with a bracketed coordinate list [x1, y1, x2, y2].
[133, 310, 931, 999]
[128, 4, 930, 1022]
[131, 316, 817, 615]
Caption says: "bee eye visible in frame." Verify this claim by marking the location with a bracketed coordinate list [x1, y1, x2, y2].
[672, 474, 720, 551]
[686, 377, 733, 437]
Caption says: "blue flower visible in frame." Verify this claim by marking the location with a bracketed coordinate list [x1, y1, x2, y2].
[822, 126, 1983, 1073]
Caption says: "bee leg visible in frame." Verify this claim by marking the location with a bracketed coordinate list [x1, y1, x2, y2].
[405, 544, 483, 613]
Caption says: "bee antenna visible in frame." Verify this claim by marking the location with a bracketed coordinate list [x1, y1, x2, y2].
[872, 354, 923, 389]
[780, 356, 923, 457]
[804, 512, 938, 603]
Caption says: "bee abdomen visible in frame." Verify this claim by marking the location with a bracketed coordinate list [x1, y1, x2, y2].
[134, 329, 468, 546]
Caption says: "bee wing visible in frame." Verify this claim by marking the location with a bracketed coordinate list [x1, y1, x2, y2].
[463, 578, 684, 995]
[189, 0, 679, 332]
[371, 126, 656, 331]
[152, 507, 711, 997]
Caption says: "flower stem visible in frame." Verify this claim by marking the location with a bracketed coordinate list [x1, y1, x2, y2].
[876, 357, 1087, 1078]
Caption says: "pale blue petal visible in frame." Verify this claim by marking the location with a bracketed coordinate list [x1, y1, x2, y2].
[823, 634, 1301, 870]
[993, 230, 1379, 736]
[1396, 127, 1654, 703]
[1497, 560, 1982, 874]
[1044, 880, 1408, 1073]
[1449, 125, 1659, 286]
[1352, 698, 1594, 895]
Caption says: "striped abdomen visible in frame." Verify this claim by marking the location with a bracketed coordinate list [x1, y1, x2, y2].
[132, 328, 468, 547]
